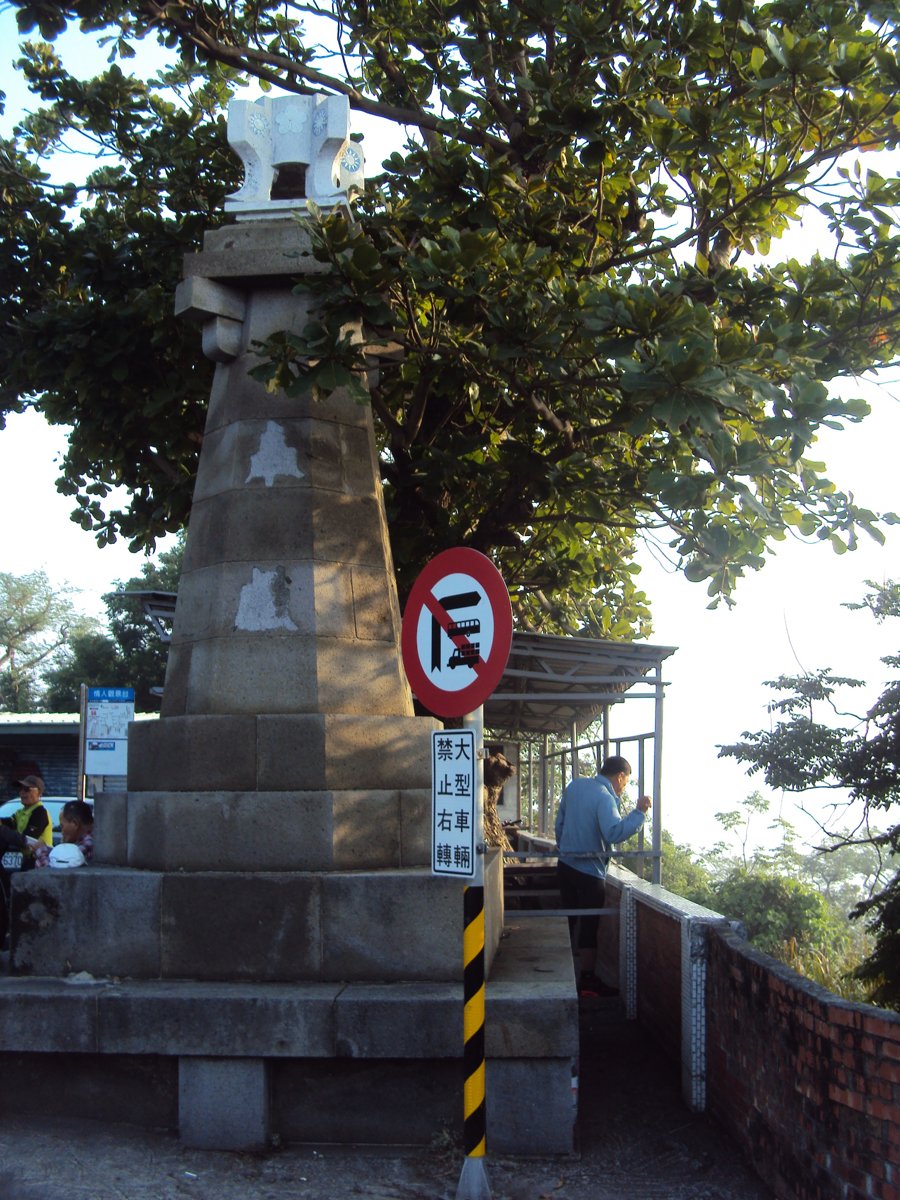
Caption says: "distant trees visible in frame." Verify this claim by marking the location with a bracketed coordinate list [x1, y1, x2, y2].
[0, 570, 94, 711]
[720, 599, 900, 1008]
[0, 539, 180, 713]
[660, 790, 883, 1005]
[41, 536, 182, 711]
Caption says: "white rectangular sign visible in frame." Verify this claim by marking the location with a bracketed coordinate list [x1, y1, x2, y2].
[84, 687, 135, 776]
[431, 728, 480, 881]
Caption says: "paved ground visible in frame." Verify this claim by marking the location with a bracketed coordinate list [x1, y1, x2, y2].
[0, 1006, 772, 1200]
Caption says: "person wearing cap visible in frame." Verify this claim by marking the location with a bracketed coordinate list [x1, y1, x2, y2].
[0, 775, 54, 944]
[1, 776, 53, 859]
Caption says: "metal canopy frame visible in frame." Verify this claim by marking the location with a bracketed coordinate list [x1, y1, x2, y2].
[483, 632, 676, 885]
[484, 631, 675, 739]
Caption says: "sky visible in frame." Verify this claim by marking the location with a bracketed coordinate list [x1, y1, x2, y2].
[2, 12, 899, 858]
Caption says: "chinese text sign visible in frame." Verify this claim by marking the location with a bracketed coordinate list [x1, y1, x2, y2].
[432, 729, 481, 883]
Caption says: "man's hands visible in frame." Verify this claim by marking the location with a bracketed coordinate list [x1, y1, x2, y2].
[637, 795, 652, 814]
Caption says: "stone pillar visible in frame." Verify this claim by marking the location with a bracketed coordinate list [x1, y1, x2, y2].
[13, 95, 503, 988]
[126, 220, 433, 822]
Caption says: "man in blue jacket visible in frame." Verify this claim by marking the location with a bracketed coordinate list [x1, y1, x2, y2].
[554, 755, 651, 997]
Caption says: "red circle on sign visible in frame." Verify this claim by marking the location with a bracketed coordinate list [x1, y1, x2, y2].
[401, 548, 513, 718]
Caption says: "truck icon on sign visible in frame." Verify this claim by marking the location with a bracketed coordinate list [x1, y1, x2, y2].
[447, 618, 481, 669]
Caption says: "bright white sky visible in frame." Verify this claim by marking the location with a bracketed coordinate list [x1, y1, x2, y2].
[2, 12, 898, 857]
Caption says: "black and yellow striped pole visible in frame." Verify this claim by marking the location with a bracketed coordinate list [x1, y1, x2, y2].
[457, 710, 491, 1200]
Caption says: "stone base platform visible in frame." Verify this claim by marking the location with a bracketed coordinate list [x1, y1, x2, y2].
[0, 918, 577, 1155]
[10, 856, 505, 983]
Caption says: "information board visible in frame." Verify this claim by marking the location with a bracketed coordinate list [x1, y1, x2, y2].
[84, 686, 135, 776]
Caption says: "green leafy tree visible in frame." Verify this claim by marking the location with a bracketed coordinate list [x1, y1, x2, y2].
[657, 829, 712, 906]
[708, 865, 841, 957]
[720, 580, 900, 1007]
[41, 536, 183, 711]
[0, 570, 93, 711]
[4, 2, 900, 632]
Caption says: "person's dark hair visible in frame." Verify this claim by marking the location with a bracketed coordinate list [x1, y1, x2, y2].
[600, 755, 631, 779]
[62, 801, 94, 826]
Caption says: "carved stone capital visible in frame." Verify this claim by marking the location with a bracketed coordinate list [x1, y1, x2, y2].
[225, 94, 365, 220]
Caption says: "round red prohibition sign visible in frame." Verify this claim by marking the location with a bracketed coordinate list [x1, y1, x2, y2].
[401, 548, 513, 718]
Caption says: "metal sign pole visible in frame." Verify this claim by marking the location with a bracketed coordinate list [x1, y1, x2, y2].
[77, 683, 87, 802]
[401, 552, 510, 1200]
[456, 706, 490, 1200]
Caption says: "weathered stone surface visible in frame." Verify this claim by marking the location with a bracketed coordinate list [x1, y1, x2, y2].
[163, 561, 314, 643]
[334, 983, 459, 1058]
[122, 788, 412, 872]
[160, 873, 322, 981]
[350, 564, 403, 642]
[315, 639, 411, 715]
[316, 715, 434, 789]
[0, 919, 572, 1056]
[0, 916, 577, 1152]
[93, 791, 128, 866]
[331, 791, 401, 869]
[486, 1058, 575, 1154]
[190, 418, 312, 505]
[183, 222, 330, 283]
[310, 493, 388, 567]
[255, 714, 326, 790]
[125, 791, 335, 872]
[486, 916, 579, 1058]
[205, 364, 366, 433]
[399, 789, 431, 867]
[98, 981, 339, 1056]
[128, 715, 258, 790]
[320, 870, 461, 982]
[181, 635, 319, 715]
[130, 713, 435, 800]
[11, 861, 504, 983]
[179, 1057, 269, 1151]
[310, 560, 355, 638]
[259, 710, 434, 796]
[0, 979, 98, 1052]
[11, 869, 162, 979]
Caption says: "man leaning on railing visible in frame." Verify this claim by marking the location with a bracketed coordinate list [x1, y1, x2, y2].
[554, 755, 652, 998]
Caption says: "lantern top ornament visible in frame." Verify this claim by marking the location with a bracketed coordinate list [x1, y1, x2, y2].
[225, 94, 365, 221]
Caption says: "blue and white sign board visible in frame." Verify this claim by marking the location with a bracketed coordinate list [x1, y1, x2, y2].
[84, 687, 135, 776]
[432, 728, 481, 883]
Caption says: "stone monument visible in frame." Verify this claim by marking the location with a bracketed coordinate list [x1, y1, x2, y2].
[6, 95, 575, 1154]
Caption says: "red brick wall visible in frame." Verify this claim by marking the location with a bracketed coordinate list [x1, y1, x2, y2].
[636, 903, 682, 1061]
[706, 926, 900, 1200]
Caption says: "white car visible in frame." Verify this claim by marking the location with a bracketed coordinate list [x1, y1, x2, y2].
[0, 797, 84, 845]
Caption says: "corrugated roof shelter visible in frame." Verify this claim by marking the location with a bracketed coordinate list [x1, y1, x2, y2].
[484, 631, 675, 738]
